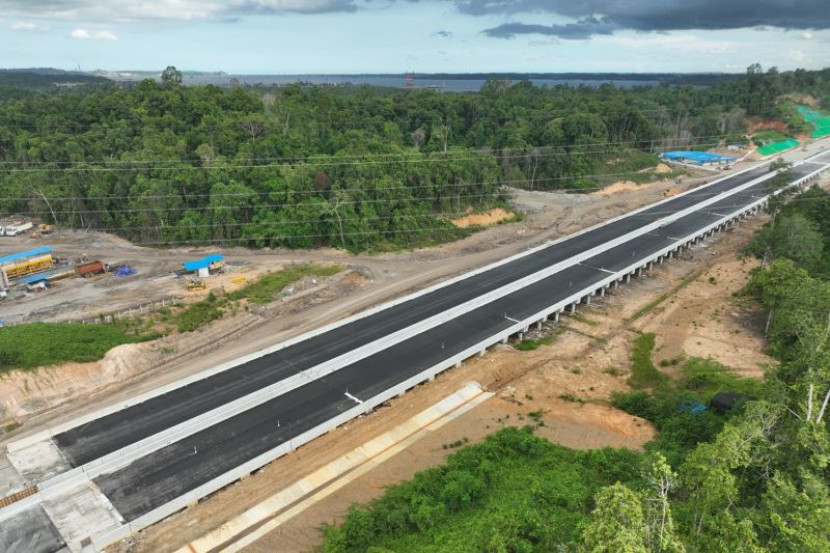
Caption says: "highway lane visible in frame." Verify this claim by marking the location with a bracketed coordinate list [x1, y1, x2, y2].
[93, 162, 822, 521]
[55, 163, 775, 467]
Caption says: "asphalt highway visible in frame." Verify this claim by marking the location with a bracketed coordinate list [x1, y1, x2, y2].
[93, 160, 822, 521]
[55, 163, 778, 467]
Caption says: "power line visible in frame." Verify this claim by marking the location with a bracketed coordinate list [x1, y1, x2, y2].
[9, 192, 512, 216]
[10, 172, 762, 217]
[0, 171, 673, 202]
[0, 133, 756, 170]
[16, 187, 781, 236]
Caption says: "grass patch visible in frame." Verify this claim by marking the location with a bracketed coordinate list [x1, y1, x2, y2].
[612, 356, 759, 466]
[515, 336, 554, 351]
[0, 323, 148, 372]
[627, 332, 667, 389]
[174, 292, 224, 333]
[569, 313, 599, 326]
[628, 270, 702, 323]
[231, 263, 341, 304]
[603, 366, 624, 377]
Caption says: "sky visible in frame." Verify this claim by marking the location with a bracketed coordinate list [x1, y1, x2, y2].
[0, 0, 828, 74]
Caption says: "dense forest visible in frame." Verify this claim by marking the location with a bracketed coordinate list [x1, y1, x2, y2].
[320, 181, 830, 552]
[0, 65, 828, 251]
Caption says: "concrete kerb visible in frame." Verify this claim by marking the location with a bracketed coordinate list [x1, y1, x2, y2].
[6, 158, 778, 450]
[176, 382, 491, 553]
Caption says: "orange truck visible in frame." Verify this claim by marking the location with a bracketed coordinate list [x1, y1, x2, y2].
[74, 260, 106, 277]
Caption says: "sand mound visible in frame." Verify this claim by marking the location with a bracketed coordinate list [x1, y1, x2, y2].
[594, 181, 639, 197]
[451, 208, 514, 228]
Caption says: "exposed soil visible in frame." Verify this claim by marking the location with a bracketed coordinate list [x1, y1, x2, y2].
[4, 152, 826, 552]
[593, 180, 641, 196]
[127, 195, 778, 553]
[450, 207, 514, 228]
[0, 165, 723, 438]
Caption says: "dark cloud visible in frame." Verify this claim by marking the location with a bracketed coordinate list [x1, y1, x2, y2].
[486, 16, 616, 40]
[458, 0, 830, 39]
[433, 30, 453, 37]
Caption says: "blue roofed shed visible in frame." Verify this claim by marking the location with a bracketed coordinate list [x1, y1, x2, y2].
[0, 247, 52, 266]
[183, 254, 224, 273]
[660, 151, 736, 165]
[19, 274, 50, 284]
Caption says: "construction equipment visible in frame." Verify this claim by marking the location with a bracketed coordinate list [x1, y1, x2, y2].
[31, 224, 53, 238]
[75, 260, 106, 278]
[187, 278, 206, 291]
[3, 254, 54, 279]
[2, 222, 34, 236]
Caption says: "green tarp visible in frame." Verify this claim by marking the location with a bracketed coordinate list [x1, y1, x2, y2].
[798, 106, 830, 138]
[757, 139, 800, 157]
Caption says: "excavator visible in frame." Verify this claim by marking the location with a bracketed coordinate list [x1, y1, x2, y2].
[187, 278, 206, 291]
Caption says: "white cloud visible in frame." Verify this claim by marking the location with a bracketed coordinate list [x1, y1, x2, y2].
[70, 28, 118, 41]
[10, 21, 47, 32]
[0, 0, 357, 22]
[605, 33, 733, 54]
[528, 37, 560, 47]
[803, 32, 813, 39]
[788, 49, 810, 63]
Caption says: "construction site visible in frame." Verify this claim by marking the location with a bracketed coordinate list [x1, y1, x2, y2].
[1, 147, 829, 553]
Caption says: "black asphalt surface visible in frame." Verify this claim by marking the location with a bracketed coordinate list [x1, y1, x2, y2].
[93, 160, 825, 521]
[55, 163, 779, 467]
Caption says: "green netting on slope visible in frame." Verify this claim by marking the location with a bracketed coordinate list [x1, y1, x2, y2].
[798, 106, 824, 123]
[798, 106, 830, 138]
[757, 139, 800, 157]
[812, 119, 830, 138]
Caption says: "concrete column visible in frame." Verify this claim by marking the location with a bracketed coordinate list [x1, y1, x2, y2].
[669, 250, 674, 259]
[637, 267, 643, 277]
[600, 287, 606, 297]
[517, 333, 524, 342]
[585, 295, 592, 305]
[553, 311, 560, 322]
[613, 280, 619, 289]
[536, 321, 543, 330]
[625, 274, 631, 283]
[658, 256, 664, 265]
[429, 374, 436, 381]
[523, 326, 529, 333]
[455, 362, 462, 368]
[478, 349, 486, 357]
[501, 337, 508, 344]
[569, 303, 577, 313]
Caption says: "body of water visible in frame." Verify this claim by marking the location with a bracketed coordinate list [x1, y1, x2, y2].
[181, 74, 661, 91]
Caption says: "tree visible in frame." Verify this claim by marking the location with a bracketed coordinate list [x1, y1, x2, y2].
[642, 454, 685, 553]
[582, 483, 649, 553]
[161, 65, 183, 87]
